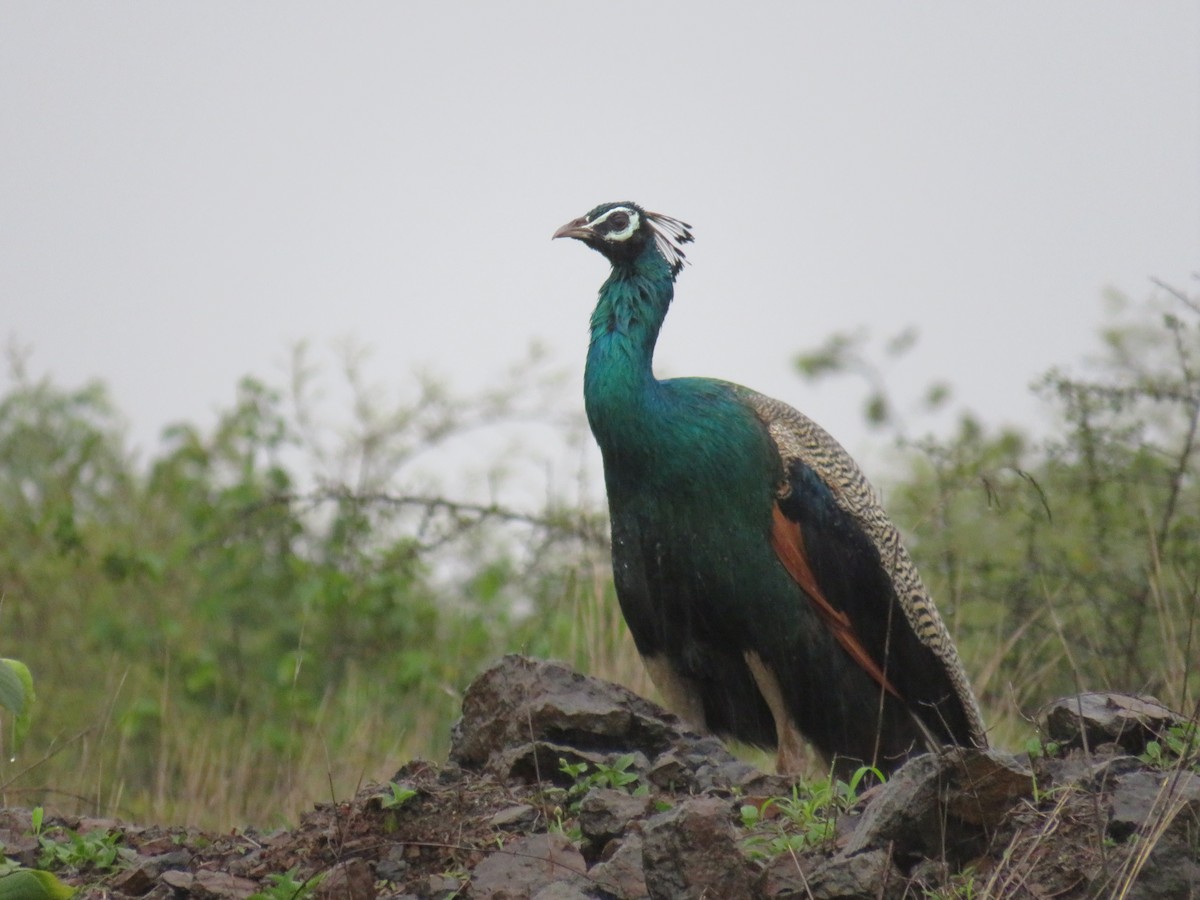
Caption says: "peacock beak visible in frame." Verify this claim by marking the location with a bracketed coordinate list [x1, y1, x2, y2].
[552, 216, 592, 241]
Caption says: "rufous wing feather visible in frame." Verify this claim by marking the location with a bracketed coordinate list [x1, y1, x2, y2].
[770, 505, 901, 699]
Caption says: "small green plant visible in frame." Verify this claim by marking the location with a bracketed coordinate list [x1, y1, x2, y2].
[546, 804, 580, 843]
[0, 806, 76, 899]
[376, 781, 421, 833]
[592, 755, 641, 791]
[1024, 736, 1061, 760]
[557, 759, 589, 781]
[547, 754, 648, 844]
[1139, 722, 1199, 772]
[558, 754, 642, 796]
[379, 781, 419, 809]
[34, 822, 127, 874]
[740, 767, 881, 860]
[249, 866, 324, 900]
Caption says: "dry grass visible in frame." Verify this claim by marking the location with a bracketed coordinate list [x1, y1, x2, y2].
[2, 670, 449, 831]
[562, 554, 655, 698]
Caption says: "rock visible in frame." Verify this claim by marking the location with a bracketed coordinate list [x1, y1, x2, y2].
[1112, 771, 1200, 900]
[641, 797, 754, 900]
[1120, 824, 1200, 899]
[159, 869, 259, 899]
[806, 848, 903, 900]
[134, 849, 192, 878]
[0, 810, 34, 833]
[1035, 745, 1142, 790]
[944, 748, 1037, 826]
[109, 864, 156, 896]
[134, 835, 186, 856]
[470, 832, 588, 899]
[316, 858, 376, 900]
[160, 870, 195, 892]
[526, 887, 582, 900]
[1042, 693, 1185, 754]
[426, 873, 466, 897]
[450, 655, 773, 811]
[644, 750, 692, 791]
[1107, 769, 1200, 840]
[531, 883, 599, 900]
[578, 788, 650, 848]
[589, 831, 649, 899]
[0, 830, 39, 868]
[759, 853, 818, 898]
[375, 844, 410, 883]
[192, 870, 261, 899]
[450, 655, 691, 777]
[843, 749, 1032, 862]
[644, 737, 761, 794]
[490, 804, 537, 829]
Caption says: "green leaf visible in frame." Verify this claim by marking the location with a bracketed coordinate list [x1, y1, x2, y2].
[0, 869, 76, 900]
[380, 782, 418, 809]
[0, 660, 35, 750]
[0, 663, 26, 716]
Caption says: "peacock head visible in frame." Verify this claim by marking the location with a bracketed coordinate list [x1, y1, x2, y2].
[553, 202, 693, 277]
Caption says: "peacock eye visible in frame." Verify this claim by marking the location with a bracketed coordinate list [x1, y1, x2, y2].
[593, 207, 639, 242]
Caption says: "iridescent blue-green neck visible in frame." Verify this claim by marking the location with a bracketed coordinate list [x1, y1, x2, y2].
[583, 245, 676, 444]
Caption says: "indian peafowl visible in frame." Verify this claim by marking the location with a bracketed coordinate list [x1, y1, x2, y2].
[554, 201, 987, 777]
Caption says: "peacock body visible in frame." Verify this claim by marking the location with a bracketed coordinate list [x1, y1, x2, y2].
[555, 201, 986, 776]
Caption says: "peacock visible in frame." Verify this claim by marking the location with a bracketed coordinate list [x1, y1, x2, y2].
[554, 201, 987, 777]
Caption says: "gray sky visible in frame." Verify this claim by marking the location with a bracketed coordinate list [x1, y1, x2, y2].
[3, 3, 1198, 483]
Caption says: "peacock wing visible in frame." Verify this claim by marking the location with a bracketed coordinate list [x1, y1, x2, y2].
[736, 387, 987, 748]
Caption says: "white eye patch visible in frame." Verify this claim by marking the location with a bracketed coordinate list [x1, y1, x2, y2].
[589, 207, 640, 243]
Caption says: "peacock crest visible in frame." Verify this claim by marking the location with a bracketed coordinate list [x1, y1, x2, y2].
[643, 209, 694, 277]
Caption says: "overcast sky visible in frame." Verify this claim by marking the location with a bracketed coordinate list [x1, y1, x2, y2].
[3, 4, 1198, 489]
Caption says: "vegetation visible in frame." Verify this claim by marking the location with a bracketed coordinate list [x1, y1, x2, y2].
[248, 866, 324, 900]
[35, 823, 127, 875]
[0, 658, 34, 755]
[0, 283, 1196, 832]
[1138, 720, 1199, 773]
[0, 343, 620, 829]
[0, 868, 75, 900]
[739, 765, 881, 860]
[543, 754, 651, 843]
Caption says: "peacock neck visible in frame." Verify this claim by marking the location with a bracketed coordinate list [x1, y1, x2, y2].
[583, 250, 675, 445]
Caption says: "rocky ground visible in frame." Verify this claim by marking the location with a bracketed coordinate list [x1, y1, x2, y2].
[4, 656, 1198, 899]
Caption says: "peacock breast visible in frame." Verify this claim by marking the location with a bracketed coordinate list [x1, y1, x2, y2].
[599, 378, 794, 634]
